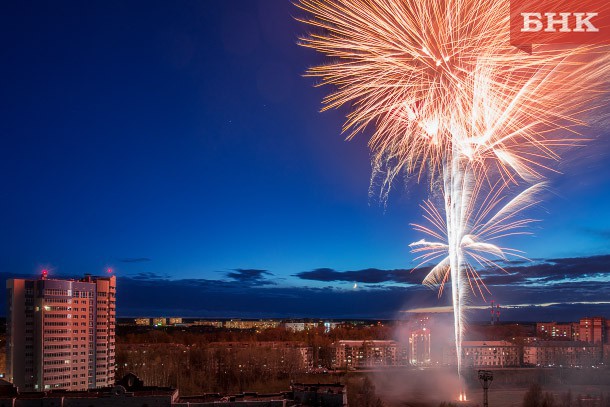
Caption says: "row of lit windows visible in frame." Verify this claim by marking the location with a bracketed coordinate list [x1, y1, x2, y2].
[45, 289, 70, 296]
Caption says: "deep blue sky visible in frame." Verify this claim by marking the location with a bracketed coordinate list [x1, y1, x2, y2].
[1, 0, 609, 319]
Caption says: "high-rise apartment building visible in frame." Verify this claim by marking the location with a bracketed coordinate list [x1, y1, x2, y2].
[6, 272, 116, 392]
[579, 317, 606, 344]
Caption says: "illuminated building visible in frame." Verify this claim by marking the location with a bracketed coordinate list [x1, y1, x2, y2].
[283, 321, 318, 332]
[579, 317, 606, 344]
[408, 316, 431, 365]
[444, 341, 519, 367]
[536, 322, 580, 340]
[193, 320, 223, 328]
[6, 272, 116, 391]
[152, 317, 167, 326]
[168, 317, 183, 325]
[224, 319, 281, 330]
[134, 318, 150, 326]
[523, 341, 602, 366]
[332, 340, 408, 368]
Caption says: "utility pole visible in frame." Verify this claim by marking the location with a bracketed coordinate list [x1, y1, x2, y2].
[478, 370, 493, 407]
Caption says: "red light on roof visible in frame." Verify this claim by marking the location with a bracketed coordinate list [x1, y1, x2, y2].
[107, 268, 113, 274]
[42, 269, 48, 275]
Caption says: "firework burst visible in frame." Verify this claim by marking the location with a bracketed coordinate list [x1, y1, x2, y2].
[297, 0, 610, 387]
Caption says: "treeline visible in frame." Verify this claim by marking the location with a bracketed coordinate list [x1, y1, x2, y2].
[116, 342, 389, 406]
[115, 325, 393, 395]
[117, 325, 393, 346]
[116, 343, 310, 394]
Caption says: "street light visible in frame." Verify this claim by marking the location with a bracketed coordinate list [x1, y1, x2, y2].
[478, 370, 493, 407]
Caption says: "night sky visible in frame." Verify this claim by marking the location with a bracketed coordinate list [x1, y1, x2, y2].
[1, 0, 609, 320]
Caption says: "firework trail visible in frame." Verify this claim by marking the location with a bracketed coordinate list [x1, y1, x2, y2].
[297, 0, 610, 388]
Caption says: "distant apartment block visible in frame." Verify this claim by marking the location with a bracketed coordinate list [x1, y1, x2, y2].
[152, 317, 167, 326]
[579, 317, 606, 344]
[283, 322, 318, 332]
[332, 340, 408, 369]
[193, 320, 223, 328]
[225, 319, 281, 330]
[443, 341, 520, 367]
[6, 273, 116, 392]
[523, 341, 602, 366]
[536, 322, 580, 341]
[134, 318, 151, 326]
[168, 317, 183, 325]
[409, 327, 431, 365]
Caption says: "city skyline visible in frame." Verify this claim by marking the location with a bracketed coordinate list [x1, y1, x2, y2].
[1, 255, 609, 320]
[1, 0, 610, 320]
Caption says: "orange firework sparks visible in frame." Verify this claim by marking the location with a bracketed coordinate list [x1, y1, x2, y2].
[297, 0, 610, 381]
[297, 0, 609, 193]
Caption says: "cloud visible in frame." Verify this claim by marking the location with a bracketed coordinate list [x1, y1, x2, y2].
[130, 271, 169, 280]
[225, 268, 275, 286]
[0, 254, 608, 320]
[484, 254, 610, 286]
[295, 255, 610, 289]
[119, 257, 152, 263]
[294, 267, 425, 285]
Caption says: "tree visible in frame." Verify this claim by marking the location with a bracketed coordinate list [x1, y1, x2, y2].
[523, 383, 543, 407]
[542, 392, 555, 407]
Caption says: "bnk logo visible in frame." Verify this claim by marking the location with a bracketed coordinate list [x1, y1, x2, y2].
[510, 0, 610, 49]
[521, 13, 599, 33]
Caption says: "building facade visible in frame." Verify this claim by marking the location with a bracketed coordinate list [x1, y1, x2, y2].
[134, 318, 151, 326]
[332, 340, 408, 369]
[409, 328, 431, 365]
[536, 322, 580, 341]
[6, 273, 116, 392]
[283, 322, 319, 332]
[193, 320, 224, 328]
[443, 341, 520, 367]
[224, 319, 281, 330]
[523, 341, 602, 366]
[579, 317, 606, 344]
